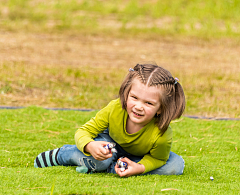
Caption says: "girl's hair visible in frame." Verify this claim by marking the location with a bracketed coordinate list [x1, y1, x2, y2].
[119, 62, 185, 135]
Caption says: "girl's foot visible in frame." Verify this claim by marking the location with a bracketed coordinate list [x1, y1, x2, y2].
[34, 148, 60, 168]
[76, 166, 89, 173]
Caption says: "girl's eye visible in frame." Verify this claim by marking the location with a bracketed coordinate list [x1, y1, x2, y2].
[146, 102, 153, 105]
[132, 96, 137, 99]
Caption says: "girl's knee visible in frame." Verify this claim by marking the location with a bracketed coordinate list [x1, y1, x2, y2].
[146, 153, 185, 176]
[78, 157, 97, 171]
[59, 144, 114, 172]
[95, 160, 111, 172]
[169, 155, 185, 175]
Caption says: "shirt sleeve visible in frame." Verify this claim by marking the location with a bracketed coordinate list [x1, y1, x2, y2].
[74, 101, 113, 155]
[138, 127, 173, 173]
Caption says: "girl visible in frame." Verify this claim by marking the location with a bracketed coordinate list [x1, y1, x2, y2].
[34, 62, 185, 177]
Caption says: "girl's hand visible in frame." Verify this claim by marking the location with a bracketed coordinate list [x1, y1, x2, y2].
[114, 157, 145, 177]
[84, 141, 113, 161]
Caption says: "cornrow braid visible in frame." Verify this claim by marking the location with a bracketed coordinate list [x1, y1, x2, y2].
[148, 66, 175, 86]
[151, 77, 175, 85]
[134, 64, 147, 83]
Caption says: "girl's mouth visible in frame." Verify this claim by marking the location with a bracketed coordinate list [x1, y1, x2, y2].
[133, 111, 143, 117]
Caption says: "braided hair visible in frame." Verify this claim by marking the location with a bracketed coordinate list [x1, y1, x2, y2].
[119, 62, 185, 135]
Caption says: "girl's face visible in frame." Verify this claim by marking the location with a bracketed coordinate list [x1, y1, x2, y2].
[126, 78, 161, 128]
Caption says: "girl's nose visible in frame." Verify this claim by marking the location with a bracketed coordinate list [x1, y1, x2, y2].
[135, 102, 143, 110]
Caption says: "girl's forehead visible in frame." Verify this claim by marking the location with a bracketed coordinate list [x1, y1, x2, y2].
[130, 78, 162, 100]
[132, 78, 161, 90]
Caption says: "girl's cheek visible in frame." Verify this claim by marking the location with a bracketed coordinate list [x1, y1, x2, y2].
[128, 100, 134, 107]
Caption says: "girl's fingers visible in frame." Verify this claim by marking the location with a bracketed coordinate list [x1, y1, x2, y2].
[86, 141, 115, 161]
[94, 145, 113, 160]
[115, 166, 129, 177]
[114, 157, 145, 177]
[97, 153, 112, 160]
[114, 159, 128, 177]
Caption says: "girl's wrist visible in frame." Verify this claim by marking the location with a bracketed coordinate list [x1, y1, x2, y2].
[137, 163, 145, 174]
[84, 141, 93, 153]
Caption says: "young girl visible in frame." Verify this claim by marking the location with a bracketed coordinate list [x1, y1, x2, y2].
[34, 62, 185, 177]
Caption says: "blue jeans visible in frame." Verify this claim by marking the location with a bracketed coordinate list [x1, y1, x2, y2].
[57, 130, 185, 175]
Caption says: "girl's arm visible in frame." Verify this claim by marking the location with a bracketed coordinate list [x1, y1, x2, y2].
[114, 157, 145, 177]
[137, 127, 173, 173]
[75, 100, 115, 155]
[115, 127, 172, 176]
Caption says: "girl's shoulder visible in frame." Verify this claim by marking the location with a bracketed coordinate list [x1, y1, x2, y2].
[151, 125, 172, 147]
[101, 98, 125, 116]
[100, 98, 121, 111]
[105, 98, 120, 106]
[110, 98, 121, 105]
[150, 124, 172, 140]
[164, 126, 173, 138]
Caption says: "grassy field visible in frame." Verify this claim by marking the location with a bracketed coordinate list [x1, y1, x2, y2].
[1, 0, 240, 38]
[0, 0, 239, 118]
[0, 0, 240, 194]
[0, 40, 239, 118]
[1, 107, 239, 194]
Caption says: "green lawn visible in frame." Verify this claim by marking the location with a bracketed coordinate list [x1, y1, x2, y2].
[1, 0, 240, 38]
[1, 0, 240, 194]
[1, 107, 239, 194]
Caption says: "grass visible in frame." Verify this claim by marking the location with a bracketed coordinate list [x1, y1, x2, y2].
[0, 0, 239, 194]
[0, 61, 239, 118]
[0, 107, 240, 194]
[1, 0, 240, 39]
[0, 1, 239, 118]
[0, 62, 122, 109]
[1, 0, 239, 118]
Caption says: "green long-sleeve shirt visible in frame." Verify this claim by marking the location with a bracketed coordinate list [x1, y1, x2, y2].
[75, 98, 172, 173]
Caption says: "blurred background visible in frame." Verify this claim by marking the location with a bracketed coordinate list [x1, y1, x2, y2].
[0, 0, 239, 118]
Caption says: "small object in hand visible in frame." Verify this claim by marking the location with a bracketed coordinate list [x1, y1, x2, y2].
[210, 176, 214, 181]
[117, 157, 128, 172]
[104, 142, 117, 153]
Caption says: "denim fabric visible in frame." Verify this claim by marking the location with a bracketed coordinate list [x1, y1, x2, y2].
[57, 130, 118, 172]
[57, 130, 184, 175]
[107, 151, 184, 175]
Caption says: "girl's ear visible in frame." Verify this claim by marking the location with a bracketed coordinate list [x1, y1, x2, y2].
[156, 108, 161, 115]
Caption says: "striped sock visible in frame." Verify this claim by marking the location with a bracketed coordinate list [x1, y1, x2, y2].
[34, 148, 60, 168]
